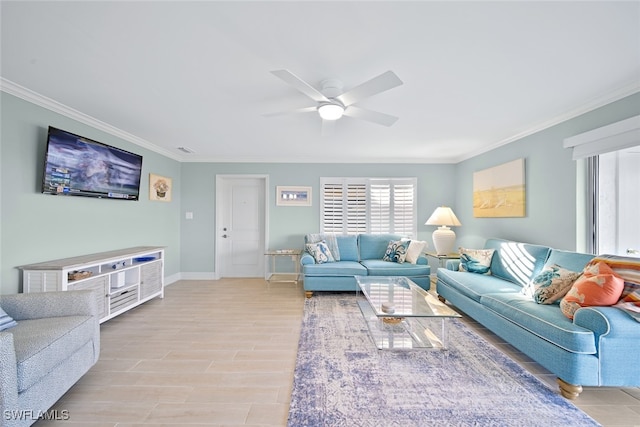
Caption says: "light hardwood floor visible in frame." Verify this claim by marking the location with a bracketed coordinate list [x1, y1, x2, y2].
[34, 279, 640, 426]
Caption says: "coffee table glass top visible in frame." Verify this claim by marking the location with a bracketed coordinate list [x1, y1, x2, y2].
[355, 276, 460, 319]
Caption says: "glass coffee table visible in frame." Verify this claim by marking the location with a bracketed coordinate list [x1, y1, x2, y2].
[355, 276, 461, 351]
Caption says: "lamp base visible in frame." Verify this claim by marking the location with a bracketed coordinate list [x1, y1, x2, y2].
[432, 226, 456, 256]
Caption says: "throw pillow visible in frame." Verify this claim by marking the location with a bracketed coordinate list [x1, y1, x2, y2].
[458, 248, 495, 275]
[405, 240, 427, 264]
[560, 261, 625, 320]
[305, 241, 335, 264]
[383, 240, 410, 263]
[525, 264, 581, 304]
[0, 305, 17, 331]
[615, 290, 640, 322]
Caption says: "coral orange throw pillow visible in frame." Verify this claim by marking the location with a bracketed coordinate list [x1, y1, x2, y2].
[560, 261, 625, 320]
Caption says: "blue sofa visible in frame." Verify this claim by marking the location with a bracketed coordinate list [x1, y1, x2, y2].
[0, 290, 100, 427]
[436, 238, 640, 399]
[301, 233, 431, 298]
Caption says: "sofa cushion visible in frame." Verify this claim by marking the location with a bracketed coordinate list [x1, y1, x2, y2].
[11, 315, 97, 393]
[305, 233, 340, 260]
[458, 247, 495, 275]
[305, 241, 335, 264]
[303, 261, 367, 277]
[382, 240, 410, 263]
[484, 239, 551, 287]
[359, 234, 404, 260]
[360, 259, 430, 277]
[545, 249, 594, 274]
[480, 293, 597, 354]
[437, 269, 522, 303]
[336, 235, 359, 261]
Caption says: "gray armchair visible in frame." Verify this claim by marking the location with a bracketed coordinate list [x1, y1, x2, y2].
[0, 290, 100, 427]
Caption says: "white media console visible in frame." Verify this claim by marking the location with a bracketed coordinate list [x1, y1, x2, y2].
[19, 246, 165, 323]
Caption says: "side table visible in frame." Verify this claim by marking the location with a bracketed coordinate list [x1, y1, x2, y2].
[264, 249, 302, 287]
[425, 251, 460, 288]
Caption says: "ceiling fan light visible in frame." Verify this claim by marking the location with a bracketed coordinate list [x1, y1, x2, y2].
[318, 103, 344, 121]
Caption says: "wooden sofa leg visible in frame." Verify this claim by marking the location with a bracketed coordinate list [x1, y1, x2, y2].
[557, 378, 582, 399]
[438, 295, 446, 303]
[305, 291, 313, 299]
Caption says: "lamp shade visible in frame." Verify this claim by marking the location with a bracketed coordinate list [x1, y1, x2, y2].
[425, 206, 462, 227]
[425, 206, 461, 255]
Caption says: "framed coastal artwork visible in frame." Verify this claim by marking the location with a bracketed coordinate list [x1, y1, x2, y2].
[473, 158, 525, 217]
[276, 186, 312, 206]
[149, 173, 172, 202]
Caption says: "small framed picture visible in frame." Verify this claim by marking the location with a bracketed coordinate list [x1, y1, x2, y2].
[276, 186, 312, 206]
[149, 173, 172, 202]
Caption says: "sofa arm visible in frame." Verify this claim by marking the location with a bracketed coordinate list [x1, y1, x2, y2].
[574, 307, 640, 384]
[0, 332, 19, 420]
[0, 290, 98, 321]
[446, 260, 461, 270]
[300, 253, 316, 266]
[416, 255, 428, 265]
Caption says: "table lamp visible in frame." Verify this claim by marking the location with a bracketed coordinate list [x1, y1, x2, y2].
[425, 206, 462, 255]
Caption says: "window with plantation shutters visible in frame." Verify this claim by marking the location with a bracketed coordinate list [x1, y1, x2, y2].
[320, 177, 417, 237]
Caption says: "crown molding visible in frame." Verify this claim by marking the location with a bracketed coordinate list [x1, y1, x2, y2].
[453, 81, 640, 164]
[0, 78, 182, 162]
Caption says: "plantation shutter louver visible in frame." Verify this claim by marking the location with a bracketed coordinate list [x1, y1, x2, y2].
[321, 177, 417, 237]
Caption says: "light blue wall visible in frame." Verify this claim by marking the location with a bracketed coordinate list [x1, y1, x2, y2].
[3, 89, 638, 294]
[454, 92, 640, 251]
[180, 162, 457, 274]
[0, 93, 182, 294]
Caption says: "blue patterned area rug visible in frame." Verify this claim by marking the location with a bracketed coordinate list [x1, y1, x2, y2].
[287, 293, 600, 427]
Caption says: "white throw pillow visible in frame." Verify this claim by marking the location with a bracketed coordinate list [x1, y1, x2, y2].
[405, 240, 427, 264]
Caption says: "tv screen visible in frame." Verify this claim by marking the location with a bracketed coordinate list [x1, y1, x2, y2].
[42, 127, 143, 200]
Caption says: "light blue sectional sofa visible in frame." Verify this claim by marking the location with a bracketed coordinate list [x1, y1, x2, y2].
[301, 233, 431, 297]
[436, 238, 640, 399]
[0, 290, 100, 427]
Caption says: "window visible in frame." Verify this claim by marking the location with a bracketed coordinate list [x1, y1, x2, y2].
[320, 177, 417, 237]
[589, 148, 640, 256]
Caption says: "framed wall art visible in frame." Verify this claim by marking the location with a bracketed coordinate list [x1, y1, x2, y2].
[149, 173, 172, 202]
[473, 158, 525, 217]
[276, 186, 312, 206]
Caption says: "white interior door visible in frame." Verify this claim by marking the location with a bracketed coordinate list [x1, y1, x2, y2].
[216, 176, 267, 278]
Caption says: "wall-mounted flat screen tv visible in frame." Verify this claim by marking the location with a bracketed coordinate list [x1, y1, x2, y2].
[42, 126, 143, 200]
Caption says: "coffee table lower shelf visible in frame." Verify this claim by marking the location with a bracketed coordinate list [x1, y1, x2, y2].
[357, 300, 448, 351]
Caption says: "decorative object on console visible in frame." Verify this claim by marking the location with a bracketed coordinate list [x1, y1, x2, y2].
[149, 173, 172, 202]
[425, 206, 461, 256]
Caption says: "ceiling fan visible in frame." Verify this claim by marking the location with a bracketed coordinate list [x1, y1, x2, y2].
[264, 69, 403, 131]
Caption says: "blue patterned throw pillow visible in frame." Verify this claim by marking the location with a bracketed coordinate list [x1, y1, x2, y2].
[305, 241, 335, 264]
[0, 305, 17, 331]
[458, 248, 495, 275]
[383, 240, 410, 263]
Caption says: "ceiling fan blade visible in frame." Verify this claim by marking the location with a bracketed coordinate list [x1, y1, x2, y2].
[336, 71, 403, 106]
[262, 106, 317, 117]
[270, 70, 330, 103]
[343, 106, 399, 127]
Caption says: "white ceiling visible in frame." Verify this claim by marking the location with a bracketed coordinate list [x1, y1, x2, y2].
[2, 1, 639, 163]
